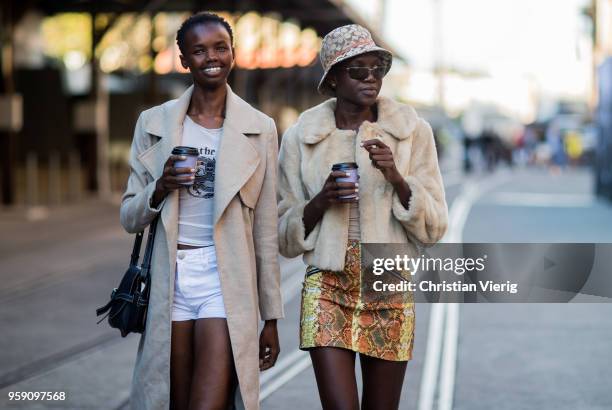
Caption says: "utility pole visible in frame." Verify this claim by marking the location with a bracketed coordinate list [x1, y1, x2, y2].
[90, 11, 111, 199]
[376, 0, 387, 34]
[590, 0, 599, 111]
[0, 0, 21, 206]
[433, 0, 446, 110]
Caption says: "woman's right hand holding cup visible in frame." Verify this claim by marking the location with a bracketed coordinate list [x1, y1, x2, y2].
[313, 171, 359, 210]
[151, 155, 195, 207]
[302, 170, 359, 237]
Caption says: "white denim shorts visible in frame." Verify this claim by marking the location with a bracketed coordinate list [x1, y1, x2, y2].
[172, 245, 227, 321]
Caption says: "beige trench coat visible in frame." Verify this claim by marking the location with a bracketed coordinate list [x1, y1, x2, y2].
[120, 85, 284, 410]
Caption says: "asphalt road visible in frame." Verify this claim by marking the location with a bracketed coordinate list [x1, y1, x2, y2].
[452, 168, 612, 410]
[1, 165, 611, 410]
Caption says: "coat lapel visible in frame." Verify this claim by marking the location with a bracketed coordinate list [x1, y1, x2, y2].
[161, 89, 192, 260]
[213, 86, 261, 225]
[139, 87, 193, 179]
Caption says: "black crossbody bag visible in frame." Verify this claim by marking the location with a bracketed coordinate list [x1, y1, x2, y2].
[96, 217, 159, 337]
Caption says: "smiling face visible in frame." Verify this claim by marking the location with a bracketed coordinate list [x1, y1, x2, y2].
[179, 22, 234, 90]
[327, 52, 386, 107]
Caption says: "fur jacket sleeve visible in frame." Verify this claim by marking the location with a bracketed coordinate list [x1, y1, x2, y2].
[390, 118, 448, 247]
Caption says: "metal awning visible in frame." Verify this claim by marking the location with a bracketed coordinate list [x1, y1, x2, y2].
[30, 0, 403, 60]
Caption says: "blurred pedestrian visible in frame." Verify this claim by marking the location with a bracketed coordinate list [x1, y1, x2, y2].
[564, 130, 583, 166]
[479, 128, 498, 171]
[277, 24, 448, 409]
[463, 132, 477, 172]
[120, 12, 283, 410]
[521, 126, 539, 165]
[546, 121, 567, 172]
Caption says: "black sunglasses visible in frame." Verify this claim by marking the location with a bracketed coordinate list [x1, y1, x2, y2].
[344, 65, 387, 81]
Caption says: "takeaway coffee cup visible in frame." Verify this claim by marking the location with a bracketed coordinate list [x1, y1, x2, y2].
[172, 146, 199, 185]
[332, 162, 359, 199]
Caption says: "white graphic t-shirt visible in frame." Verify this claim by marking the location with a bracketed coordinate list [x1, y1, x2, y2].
[177, 116, 222, 246]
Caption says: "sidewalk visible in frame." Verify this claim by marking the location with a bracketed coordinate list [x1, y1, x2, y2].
[0, 199, 137, 409]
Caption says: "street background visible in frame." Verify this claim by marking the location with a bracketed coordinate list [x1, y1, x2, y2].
[1, 0, 612, 409]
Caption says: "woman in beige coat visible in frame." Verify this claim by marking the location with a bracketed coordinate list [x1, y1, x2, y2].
[120, 12, 283, 410]
[278, 25, 447, 409]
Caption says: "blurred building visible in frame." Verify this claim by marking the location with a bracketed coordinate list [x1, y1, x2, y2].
[0, 0, 399, 207]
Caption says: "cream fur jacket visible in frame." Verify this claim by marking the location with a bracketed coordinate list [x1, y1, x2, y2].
[277, 96, 448, 271]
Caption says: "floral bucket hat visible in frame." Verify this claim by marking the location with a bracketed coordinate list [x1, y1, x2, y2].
[317, 24, 393, 95]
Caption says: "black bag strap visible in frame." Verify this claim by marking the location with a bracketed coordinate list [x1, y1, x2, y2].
[130, 231, 144, 266]
[140, 216, 159, 278]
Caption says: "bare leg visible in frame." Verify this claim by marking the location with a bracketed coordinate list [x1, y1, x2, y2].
[188, 318, 236, 410]
[359, 353, 407, 410]
[309, 347, 359, 410]
[170, 320, 195, 410]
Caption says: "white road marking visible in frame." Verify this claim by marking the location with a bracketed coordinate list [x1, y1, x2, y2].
[438, 303, 460, 410]
[445, 174, 510, 243]
[484, 192, 594, 208]
[418, 303, 446, 410]
[418, 171, 511, 410]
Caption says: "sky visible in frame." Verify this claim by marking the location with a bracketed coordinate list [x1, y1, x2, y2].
[348, 0, 592, 118]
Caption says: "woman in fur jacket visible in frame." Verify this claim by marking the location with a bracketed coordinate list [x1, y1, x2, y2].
[277, 24, 448, 409]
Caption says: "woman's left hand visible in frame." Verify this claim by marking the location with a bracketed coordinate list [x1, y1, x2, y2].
[362, 138, 413, 208]
[259, 320, 280, 371]
[361, 139, 403, 185]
